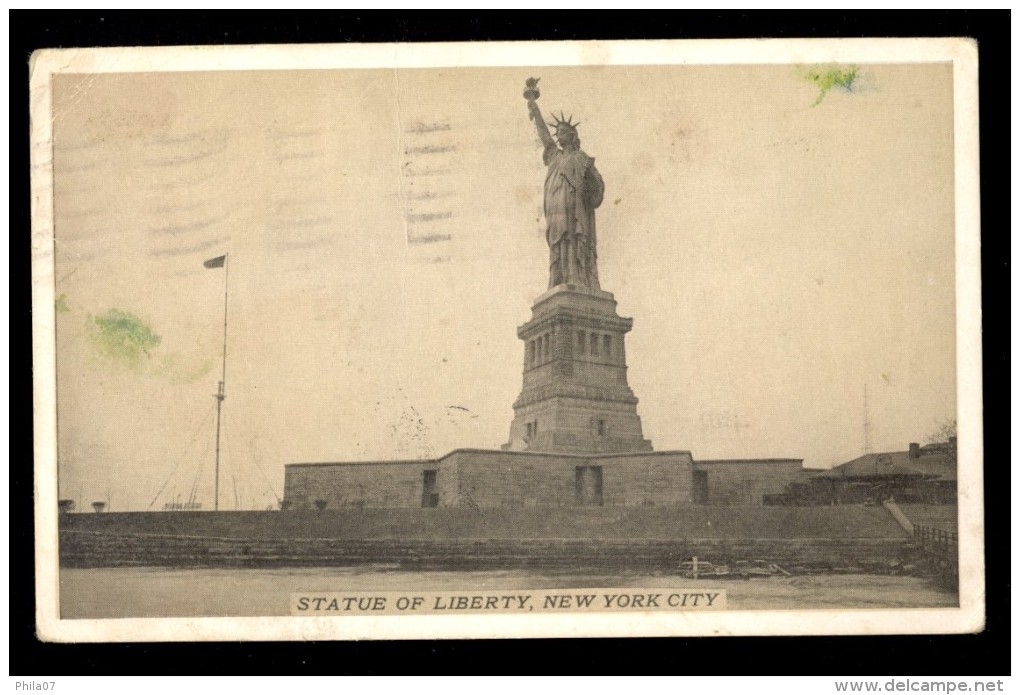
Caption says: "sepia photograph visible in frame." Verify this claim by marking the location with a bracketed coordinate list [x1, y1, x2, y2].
[30, 38, 983, 642]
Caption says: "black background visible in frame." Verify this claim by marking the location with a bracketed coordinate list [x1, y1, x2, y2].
[10, 10, 1009, 676]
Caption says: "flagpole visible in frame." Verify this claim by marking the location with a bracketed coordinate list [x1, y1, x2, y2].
[214, 255, 229, 512]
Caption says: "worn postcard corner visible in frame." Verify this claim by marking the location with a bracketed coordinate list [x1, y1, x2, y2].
[31, 38, 982, 642]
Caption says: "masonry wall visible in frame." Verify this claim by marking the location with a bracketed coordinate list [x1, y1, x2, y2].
[598, 452, 694, 506]
[283, 452, 800, 510]
[446, 450, 696, 508]
[448, 451, 578, 508]
[284, 460, 452, 510]
[62, 506, 909, 542]
[692, 460, 804, 506]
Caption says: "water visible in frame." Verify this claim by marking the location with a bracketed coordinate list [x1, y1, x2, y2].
[58, 567, 958, 618]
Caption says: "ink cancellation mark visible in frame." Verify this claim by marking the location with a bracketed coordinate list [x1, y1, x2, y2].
[402, 118, 456, 256]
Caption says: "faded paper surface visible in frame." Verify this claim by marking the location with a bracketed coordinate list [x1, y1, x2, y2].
[31, 39, 983, 642]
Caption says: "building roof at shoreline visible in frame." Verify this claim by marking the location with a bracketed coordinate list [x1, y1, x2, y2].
[815, 441, 957, 481]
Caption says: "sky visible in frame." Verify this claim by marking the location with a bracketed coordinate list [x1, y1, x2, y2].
[47, 60, 958, 511]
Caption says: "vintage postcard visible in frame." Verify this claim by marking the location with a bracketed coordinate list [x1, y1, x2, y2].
[31, 39, 983, 642]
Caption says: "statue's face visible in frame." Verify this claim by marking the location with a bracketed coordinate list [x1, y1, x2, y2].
[556, 127, 579, 150]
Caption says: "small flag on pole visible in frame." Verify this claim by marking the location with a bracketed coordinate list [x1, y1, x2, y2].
[204, 255, 227, 269]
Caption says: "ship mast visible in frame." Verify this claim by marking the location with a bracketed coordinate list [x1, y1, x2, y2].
[202, 253, 230, 511]
[214, 256, 229, 511]
[862, 382, 872, 455]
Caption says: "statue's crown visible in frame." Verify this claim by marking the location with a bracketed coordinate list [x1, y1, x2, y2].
[547, 112, 580, 133]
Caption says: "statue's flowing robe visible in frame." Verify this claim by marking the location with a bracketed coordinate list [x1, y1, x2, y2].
[543, 145, 604, 289]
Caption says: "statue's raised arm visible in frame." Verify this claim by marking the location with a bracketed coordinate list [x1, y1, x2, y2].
[525, 78, 556, 155]
[522, 77, 602, 290]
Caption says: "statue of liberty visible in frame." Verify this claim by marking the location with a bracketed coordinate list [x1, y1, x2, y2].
[524, 78, 604, 289]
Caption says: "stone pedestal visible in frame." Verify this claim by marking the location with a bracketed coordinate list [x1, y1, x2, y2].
[504, 284, 653, 454]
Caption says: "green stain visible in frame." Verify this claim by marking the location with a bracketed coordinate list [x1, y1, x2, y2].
[55, 294, 70, 314]
[157, 353, 214, 384]
[800, 65, 859, 106]
[87, 308, 161, 368]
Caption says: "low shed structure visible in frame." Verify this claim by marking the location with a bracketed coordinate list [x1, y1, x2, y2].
[765, 439, 958, 506]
